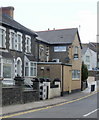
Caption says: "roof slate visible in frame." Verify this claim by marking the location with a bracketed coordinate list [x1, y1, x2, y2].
[0, 14, 37, 36]
[82, 42, 97, 55]
[36, 28, 79, 44]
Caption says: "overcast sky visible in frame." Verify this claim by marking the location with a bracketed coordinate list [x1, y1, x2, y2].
[0, 0, 98, 43]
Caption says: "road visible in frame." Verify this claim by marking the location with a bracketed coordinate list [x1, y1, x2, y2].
[2, 92, 98, 119]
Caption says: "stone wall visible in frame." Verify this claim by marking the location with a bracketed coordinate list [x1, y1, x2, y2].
[2, 86, 39, 106]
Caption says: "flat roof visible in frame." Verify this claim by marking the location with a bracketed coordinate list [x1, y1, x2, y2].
[37, 62, 72, 66]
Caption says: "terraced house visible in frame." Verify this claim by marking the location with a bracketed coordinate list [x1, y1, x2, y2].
[0, 7, 38, 84]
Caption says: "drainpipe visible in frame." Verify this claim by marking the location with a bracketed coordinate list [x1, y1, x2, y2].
[61, 64, 64, 96]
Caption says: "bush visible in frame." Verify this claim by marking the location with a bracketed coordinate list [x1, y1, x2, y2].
[81, 62, 88, 82]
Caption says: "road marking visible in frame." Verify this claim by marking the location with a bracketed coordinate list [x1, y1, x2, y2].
[83, 108, 99, 117]
[0, 91, 98, 119]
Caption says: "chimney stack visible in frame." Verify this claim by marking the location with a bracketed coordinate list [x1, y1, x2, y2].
[1, 6, 14, 19]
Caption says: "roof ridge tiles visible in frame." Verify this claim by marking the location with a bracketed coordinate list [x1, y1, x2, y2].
[36, 27, 78, 32]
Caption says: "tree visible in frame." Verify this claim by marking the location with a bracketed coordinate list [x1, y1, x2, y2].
[81, 62, 88, 82]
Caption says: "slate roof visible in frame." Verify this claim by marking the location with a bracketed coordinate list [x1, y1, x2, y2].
[82, 42, 97, 55]
[36, 28, 82, 46]
[82, 44, 89, 55]
[0, 14, 37, 36]
[89, 42, 97, 52]
[1, 52, 13, 58]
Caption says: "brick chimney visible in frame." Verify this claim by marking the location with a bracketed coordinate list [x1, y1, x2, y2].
[2, 6, 14, 19]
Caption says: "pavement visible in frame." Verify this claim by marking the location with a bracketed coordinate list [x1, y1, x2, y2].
[1, 78, 99, 116]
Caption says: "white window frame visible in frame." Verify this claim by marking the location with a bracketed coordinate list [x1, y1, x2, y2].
[25, 35, 31, 53]
[17, 32, 22, 51]
[86, 56, 90, 62]
[9, 29, 16, 50]
[74, 46, 78, 54]
[0, 26, 6, 48]
[54, 46, 66, 52]
[72, 70, 80, 80]
[25, 61, 37, 77]
[0, 57, 12, 80]
[9, 30, 22, 51]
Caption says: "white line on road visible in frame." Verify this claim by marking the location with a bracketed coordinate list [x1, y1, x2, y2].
[83, 108, 99, 117]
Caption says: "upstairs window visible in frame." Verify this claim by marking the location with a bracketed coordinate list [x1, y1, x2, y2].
[54, 46, 66, 52]
[9, 30, 22, 51]
[74, 46, 79, 59]
[17, 32, 22, 51]
[86, 56, 90, 62]
[9, 30, 16, 50]
[25, 35, 31, 53]
[0, 26, 6, 48]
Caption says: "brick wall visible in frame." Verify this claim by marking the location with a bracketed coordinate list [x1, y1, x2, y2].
[2, 87, 39, 106]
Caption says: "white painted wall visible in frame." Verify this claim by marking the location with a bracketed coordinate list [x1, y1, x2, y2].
[48, 82, 61, 99]
[82, 48, 97, 70]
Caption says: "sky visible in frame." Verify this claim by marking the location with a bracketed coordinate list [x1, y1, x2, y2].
[0, 0, 98, 43]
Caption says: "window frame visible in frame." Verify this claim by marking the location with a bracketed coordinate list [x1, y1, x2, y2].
[17, 32, 22, 51]
[74, 46, 79, 59]
[72, 70, 80, 80]
[9, 29, 16, 50]
[25, 35, 31, 53]
[86, 56, 90, 62]
[9, 30, 22, 51]
[25, 61, 37, 77]
[0, 26, 6, 48]
[0, 58, 13, 80]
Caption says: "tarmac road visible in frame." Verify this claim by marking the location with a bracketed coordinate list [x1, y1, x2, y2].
[3, 91, 98, 119]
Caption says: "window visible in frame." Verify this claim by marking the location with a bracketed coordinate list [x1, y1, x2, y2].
[3, 63, 11, 78]
[25, 62, 29, 76]
[74, 46, 78, 54]
[87, 65, 90, 70]
[39, 45, 44, 60]
[74, 46, 79, 59]
[9, 30, 16, 49]
[17, 34, 22, 51]
[86, 56, 90, 62]
[25, 62, 37, 77]
[25, 35, 31, 53]
[17, 32, 22, 51]
[30, 63, 37, 76]
[0, 26, 6, 48]
[9, 30, 22, 51]
[72, 70, 80, 79]
[0, 58, 12, 78]
[54, 46, 66, 52]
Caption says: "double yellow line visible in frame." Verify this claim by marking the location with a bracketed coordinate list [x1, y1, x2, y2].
[0, 91, 98, 119]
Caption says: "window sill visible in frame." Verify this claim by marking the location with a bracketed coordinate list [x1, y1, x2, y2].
[10, 49, 23, 53]
[72, 78, 80, 81]
[74, 58, 79, 60]
[25, 76, 37, 78]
